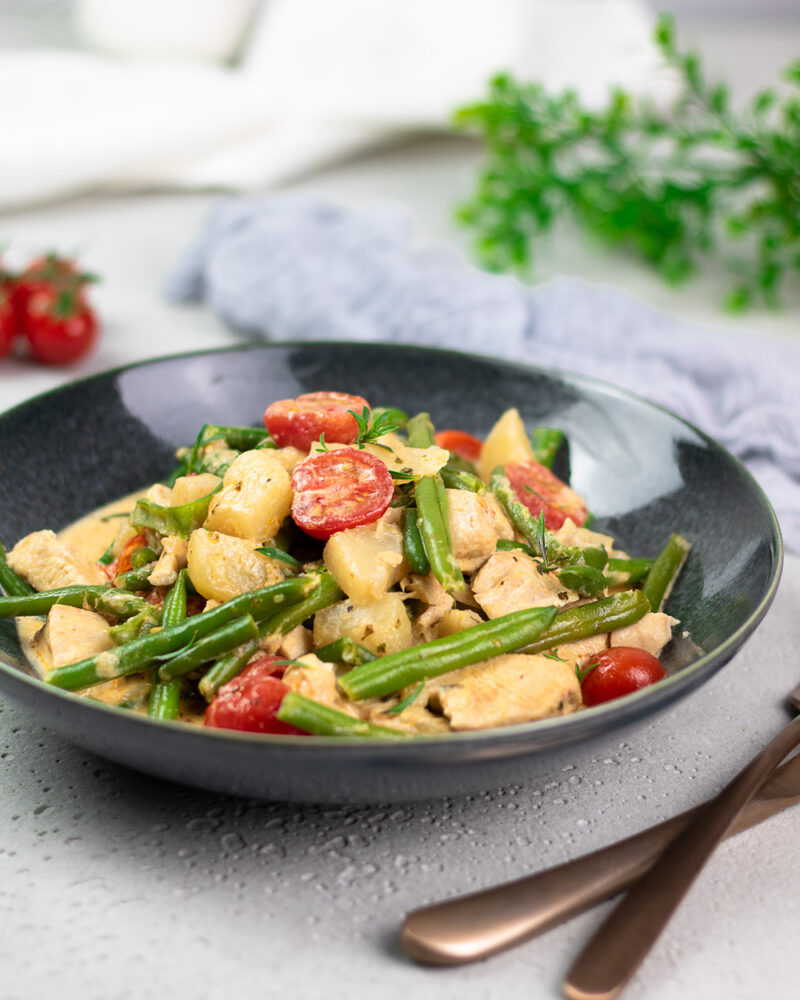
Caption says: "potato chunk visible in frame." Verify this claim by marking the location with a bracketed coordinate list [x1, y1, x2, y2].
[477, 408, 535, 483]
[313, 593, 412, 655]
[204, 450, 291, 544]
[170, 473, 222, 506]
[187, 529, 283, 603]
[323, 509, 406, 604]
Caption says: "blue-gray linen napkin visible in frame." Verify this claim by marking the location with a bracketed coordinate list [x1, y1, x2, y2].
[166, 195, 800, 552]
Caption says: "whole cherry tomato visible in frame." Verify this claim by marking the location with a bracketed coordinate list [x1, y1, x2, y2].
[0, 287, 16, 358]
[506, 459, 588, 530]
[205, 657, 307, 735]
[24, 283, 98, 364]
[434, 429, 483, 463]
[264, 391, 370, 450]
[580, 646, 667, 706]
[291, 447, 393, 540]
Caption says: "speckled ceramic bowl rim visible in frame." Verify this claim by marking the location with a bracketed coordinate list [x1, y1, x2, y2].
[0, 341, 784, 758]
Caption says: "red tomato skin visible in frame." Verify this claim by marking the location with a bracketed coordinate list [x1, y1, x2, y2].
[580, 647, 667, 707]
[434, 429, 483, 463]
[291, 447, 393, 540]
[0, 291, 15, 358]
[263, 392, 370, 450]
[25, 287, 98, 364]
[506, 459, 588, 530]
[204, 661, 306, 735]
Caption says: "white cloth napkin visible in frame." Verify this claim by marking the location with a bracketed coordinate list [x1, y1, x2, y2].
[0, 0, 671, 208]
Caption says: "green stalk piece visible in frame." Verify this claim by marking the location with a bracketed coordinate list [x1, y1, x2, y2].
[159, 614, 259, 681]
[339, 605, 557, 701]
[642, 534, 691, 612]
[315, 636, 377, 667]
[531, 427, 564, 469]
[45, 575, 317, 691]
[0, 542, 36, 597]
[148, 570, 188, 719]
[276, 692, 407, 739]
[130, 485, 222, 540]
[521, 590, 651, 656]
[401, 507, 430, 576]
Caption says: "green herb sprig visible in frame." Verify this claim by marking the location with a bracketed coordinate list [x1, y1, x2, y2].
[348, 407, 401, 449]
[454, 13, 800, 310]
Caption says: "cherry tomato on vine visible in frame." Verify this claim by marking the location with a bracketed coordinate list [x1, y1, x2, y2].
[0, 288, 16, 358]
[434, 429, 483, 463]
[291, 447, 393, 540]
[580, 646, 666, 706]
[506, 459, 588, 530]
[263, 391, 370, 450]
[204, 658, 307, 735]
[24, 284, 99, 364]
[11, 253, 92, 327]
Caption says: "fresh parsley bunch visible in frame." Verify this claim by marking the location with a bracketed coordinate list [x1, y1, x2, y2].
[454, 14, 800, 310]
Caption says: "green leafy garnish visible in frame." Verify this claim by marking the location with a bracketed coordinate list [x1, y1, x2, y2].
[348, 406, 401, 449]
[256, 547, 302, 570]
[576, 660, 600, 683]
[542, 649, 566, 662]
[384, 681, 425, 716]
[454, 12, 800, 309]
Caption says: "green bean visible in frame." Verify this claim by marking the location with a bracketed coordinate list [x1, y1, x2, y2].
[521, 590, 651, 655]
[556, 564, 607, 597]
[642, 534, 691, 612]
[276, 692, 407, 739]
[0, 542, 35, 597]
[0, 585, 140, 619]
[256, 569, 343, 640]
[108, 606, 162, 645]
[439, 466, 485, 493]
[315, 636, 377, 667]
[198, 639, 260, 701]
[45, 576, 317, 690]
[202, 424, 272, 452]
[148, 570, 188, 718]
[114, 565, 155, 591]
[130, 486, 221, 539]
[413, 475, 465, 594]
[130, 546, 158, 569]
[158, 614, 259, 681]
[402, 507, 430, 575]
[531, 427, 564, 469]
[406, 412, 436, 449]
[605, 557, 654, 586]
[339, 605, 557, 701]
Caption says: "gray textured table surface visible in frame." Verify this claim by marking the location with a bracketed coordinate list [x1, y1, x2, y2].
[3, 44, 800, 989]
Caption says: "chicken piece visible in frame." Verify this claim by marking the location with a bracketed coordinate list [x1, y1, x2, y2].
[8, 530, 108, 591]
[471, 550, 576, 619]
[548, 634, 608, 671]
[425, 653, 581, 730]
[282, 653, 360, 717]
[32, 605, 113, 675]
[363, 701, 451, 735]
[555, 518, 629, 559]
[261, 624, 314, 660]
[446, 489, 498, 573]
[403, 572, 453, 642]
[147, 535, 188, 588]
[484, 493, 515, 541]
[610, 612, 678, 657]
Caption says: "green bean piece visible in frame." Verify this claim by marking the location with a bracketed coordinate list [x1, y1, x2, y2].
[531, 427, 564, 469]
[642, 534, 691, 612]
[257, 569, 343, 640]
[414, 475, 465, 594]
[605, 557, 654, 586]
[406, 412, 436, 449]
[130, 485, 222, 540]
[521, 590, 651, 656]
[83, 588, 160, 621]
[276, 692, 407, 739]
[130, 546, 159, 569]
[556, 564, 607, 597]
[113, 565, 155, 591]
[402, 507, 430, 575]
[202, 424, 273, 452]
[45, 576, 317, 690]
[158, 614, 260, 681]
[315, 636, 378, 667]
[148, 571, 188, 718]
[339, 605, 557, 701]
[108, 607, 161, 645]
[198, 639, 260, 701]
[439, 466, 485, 493]
[0, 585, 128, 619]
[161, 570, 188, 628]
[0, 542, 36, 597]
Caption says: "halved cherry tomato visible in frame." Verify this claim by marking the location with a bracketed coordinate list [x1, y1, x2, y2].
[264, 392, 370, 450]
[109, 533, 148, 577]
[204, 658, 306, 735]
[506, 459, 588, 530]
[25, 284, 98, 364]
[291, 447, 393, 540]
[580, 647, 666, 706]
[434, 429, 483, 463]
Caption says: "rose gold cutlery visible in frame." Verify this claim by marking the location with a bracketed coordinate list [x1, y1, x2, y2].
[402, 683, 800, 977]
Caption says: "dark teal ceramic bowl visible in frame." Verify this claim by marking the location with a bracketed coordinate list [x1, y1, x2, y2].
[0, 344, 783, 802]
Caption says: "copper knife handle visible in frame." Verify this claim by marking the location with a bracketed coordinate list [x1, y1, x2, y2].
[401, 748, 800, 967]
[563, 713, 800, 1000]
